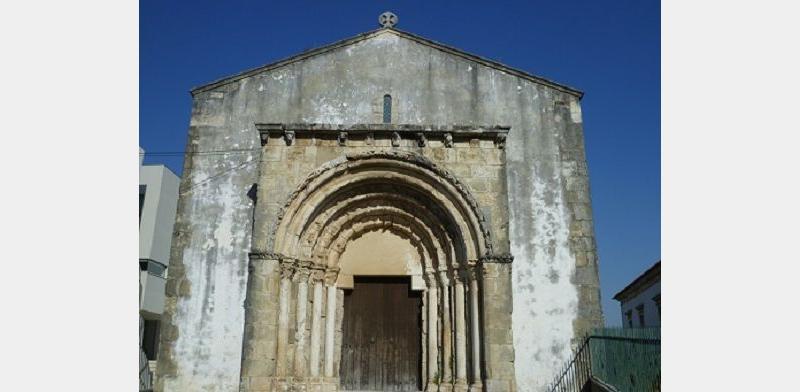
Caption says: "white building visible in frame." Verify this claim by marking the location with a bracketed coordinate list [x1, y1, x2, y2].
[139, 148, 179, 387]
[613, 260, 661, 328]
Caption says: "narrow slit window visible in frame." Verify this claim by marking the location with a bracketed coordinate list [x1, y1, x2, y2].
[383, 94, 392, 123]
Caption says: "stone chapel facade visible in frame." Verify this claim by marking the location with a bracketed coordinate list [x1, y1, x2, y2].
[156, 23, 603, 392]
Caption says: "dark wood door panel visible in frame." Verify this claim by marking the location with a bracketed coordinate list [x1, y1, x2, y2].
[340, 277, 422, 391]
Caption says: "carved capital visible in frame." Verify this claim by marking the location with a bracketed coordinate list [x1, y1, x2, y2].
[293, 260, 313, 281]
[338, 131, 348, 146]
[424, 271, 438, 286]
[311, 267, 326, 282]
[467, 262, 482, 281]
[293, 268, 311, 282]
[279, 258, 296, 279]
[323, 267, 340, 286]
[438, 270, 451, 286]
[391, 131, 401, 147]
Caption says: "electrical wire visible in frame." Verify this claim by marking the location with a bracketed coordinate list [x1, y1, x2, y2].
[139, 149, 260, 195]
[140, 148, 258, 157]
[179, 158, 259, 196]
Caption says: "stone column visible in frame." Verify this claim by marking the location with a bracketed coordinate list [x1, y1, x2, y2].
[426, 272, 440, 391]
[293, 261, 312, 378]
[422, 290, 428, 384]
[323, 269, 338, 378]
[454, 267, 468, 391]
[439, 271, 454, 390]
[468, 264, 483, 391]
[308, 267, 325, 378]
[276, 258, 295, 377]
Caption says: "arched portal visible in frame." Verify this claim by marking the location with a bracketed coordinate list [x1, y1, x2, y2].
[243, 149, 501, 392]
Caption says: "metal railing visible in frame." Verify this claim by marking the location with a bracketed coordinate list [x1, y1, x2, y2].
[140, 314, 154, 392]
[549, 335, 593, 392]
[548, 327, 660, 392]
[139, 345, 153, 391]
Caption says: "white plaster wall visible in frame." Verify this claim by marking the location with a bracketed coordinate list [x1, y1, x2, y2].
[164, 166, 255, 391]
[508, 164, 579, 392]
[503, 82, 589, 391]
[620, 281, 661, 328]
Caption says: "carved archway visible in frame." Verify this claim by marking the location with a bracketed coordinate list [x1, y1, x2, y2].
[271, 150, 493, 261]
[256, 150, 494, 391]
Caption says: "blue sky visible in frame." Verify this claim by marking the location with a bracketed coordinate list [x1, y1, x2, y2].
[141, 0, 660, 326]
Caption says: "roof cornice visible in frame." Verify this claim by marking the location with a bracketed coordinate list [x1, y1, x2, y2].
[613, 260, 661, 302]
[190, 28, 584, 99]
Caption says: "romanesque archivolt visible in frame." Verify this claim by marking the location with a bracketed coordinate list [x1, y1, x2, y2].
[268, 149, 496, 261]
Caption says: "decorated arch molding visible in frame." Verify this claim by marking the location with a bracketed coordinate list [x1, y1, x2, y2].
[314, 206, 450, 270]
[267, 150, 500, 269]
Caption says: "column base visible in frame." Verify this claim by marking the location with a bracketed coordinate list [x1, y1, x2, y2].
[290, 377, 340, 392]
[242, 376, 339, 392]
[468, 382, 484, 392]
[321, 377, 339, 392]
[426, 381, 440, 391]
[454, 379, 469, 392]
[438, 382, 454, 392]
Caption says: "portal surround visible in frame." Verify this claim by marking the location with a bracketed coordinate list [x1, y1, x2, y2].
[240, 126, 514, 392]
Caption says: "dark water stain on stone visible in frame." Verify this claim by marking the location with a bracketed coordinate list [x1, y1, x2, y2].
[550, 340, 564, 356]
[547, 267, 559, 283]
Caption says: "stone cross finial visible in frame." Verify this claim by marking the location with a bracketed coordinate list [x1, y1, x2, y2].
[379, 11, 398, 28]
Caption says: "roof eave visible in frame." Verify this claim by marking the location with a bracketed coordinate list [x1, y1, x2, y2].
[613, 260, 661, 301]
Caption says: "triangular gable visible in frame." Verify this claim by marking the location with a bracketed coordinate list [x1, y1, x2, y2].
[191, 28, 583, 99]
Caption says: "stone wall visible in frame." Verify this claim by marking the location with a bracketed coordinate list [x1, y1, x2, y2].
[156, 29, 602, 392]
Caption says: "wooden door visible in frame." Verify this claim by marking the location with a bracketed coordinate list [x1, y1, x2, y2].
[340, 277, 422, 391]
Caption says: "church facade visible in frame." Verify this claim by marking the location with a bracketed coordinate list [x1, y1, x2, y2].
[156, 22, 602, 392]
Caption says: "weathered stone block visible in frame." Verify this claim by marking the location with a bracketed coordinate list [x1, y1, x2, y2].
[264, 147, 283, 162]
[315, 148, 342, 166]
[484, 379, 512, 392]
[448, 164, 472, 179]
[457, 148, 481, 163]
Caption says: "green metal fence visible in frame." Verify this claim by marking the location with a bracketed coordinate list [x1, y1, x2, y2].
[590, 327, 660, 391]
[548, 327, 661, 392]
